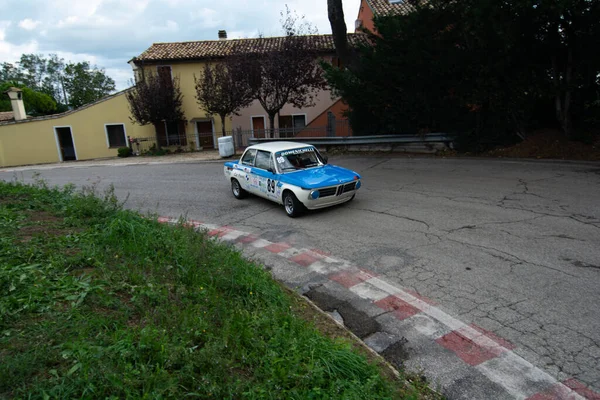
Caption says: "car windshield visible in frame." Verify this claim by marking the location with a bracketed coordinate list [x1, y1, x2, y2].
[275, 147, 322, 172]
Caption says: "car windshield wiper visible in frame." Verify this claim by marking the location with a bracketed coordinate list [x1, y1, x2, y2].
[281, 167, 298, 171]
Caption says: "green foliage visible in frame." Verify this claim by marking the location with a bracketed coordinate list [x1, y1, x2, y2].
[325, 0, 600, 149]
[0, 82, 57, 116]
[142, 143, 169, 156]
[117, 147, 133, 158]
[62, 61, 116, 109]
[125, 71, 186, 152]
[1, 53, 116, 112]
[0, 180, 412, 398]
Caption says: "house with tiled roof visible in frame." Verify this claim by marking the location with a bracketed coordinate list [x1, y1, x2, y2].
[0, 85, 154, 167]
[355, 0, 418, 33]
[130, 32, 366, 146]
[0, 31, 361, 168]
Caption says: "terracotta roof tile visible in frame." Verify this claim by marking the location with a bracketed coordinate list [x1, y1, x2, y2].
[366, 0, 420, 16]
[134, 33, 368, 63]
[0, 89, 131, 126]
[0, 112, 14, 122]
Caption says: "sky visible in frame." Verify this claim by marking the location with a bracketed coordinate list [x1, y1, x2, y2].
[0, 0, 361, 90]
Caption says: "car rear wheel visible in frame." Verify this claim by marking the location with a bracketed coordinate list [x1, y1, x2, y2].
[231, 179, 247, 199]
[283, 191, 304, 218]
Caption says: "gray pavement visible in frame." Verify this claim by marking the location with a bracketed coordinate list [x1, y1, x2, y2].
[2, 154, 599, 398]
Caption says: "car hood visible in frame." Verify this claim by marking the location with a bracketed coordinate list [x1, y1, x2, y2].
[279, 165, 360, 189]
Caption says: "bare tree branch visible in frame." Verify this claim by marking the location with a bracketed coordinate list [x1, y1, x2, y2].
[194, 59, 255, 137]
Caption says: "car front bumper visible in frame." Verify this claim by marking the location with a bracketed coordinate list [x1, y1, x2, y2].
[300, 181, 360, 210]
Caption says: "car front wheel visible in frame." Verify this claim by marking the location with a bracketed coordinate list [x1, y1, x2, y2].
[283, 191, 304, 218]
[231, 179, 247, 199]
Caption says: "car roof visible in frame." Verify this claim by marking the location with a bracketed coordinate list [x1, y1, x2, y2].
[245, 141, 314, 153]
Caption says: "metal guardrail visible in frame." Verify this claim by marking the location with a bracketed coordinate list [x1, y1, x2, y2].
[248, 133, 455, 146]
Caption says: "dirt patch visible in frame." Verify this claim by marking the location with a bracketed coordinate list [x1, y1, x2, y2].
[381, 338, 411, 370]
[304, 288, 380, 339]
[485, 129, 600, 161]
[16, 211, 70, 242]
[70, 267, 95, 277]
[285, 286, 397, 383]
[287, 285, 442, 399]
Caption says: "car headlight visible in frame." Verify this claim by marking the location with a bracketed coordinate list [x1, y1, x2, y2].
[356, 180, 361, 189]
[310, 190, 320, 199]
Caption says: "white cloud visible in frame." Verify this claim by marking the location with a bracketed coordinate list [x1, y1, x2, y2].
[0, 21, 10, 41]
[18, 18, 41, 30]
[0, 0, 361, 89]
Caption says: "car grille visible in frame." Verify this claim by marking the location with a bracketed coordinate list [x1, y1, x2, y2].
[318, 181, 357, 198]
[319, 187, 338, 198]
[343, 182, 356, 193]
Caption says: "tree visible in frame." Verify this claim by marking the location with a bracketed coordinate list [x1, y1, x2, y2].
[194, 60, 254, 137]
[324, 0, 600, 147]
[327, 0, 352, 68]
[239, 7, 326, 137]
[17, 54, 47, 90]
[42, 54, 67, 106]
[62, 62, 116, 109]
[530, 0, 600, 138]
[0, 62, 22, 84]
[125, 71, 186, 147]
[1, 54, 116, 112]
[0, 82, 57, 116]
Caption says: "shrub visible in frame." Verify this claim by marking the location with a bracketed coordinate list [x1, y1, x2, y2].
[117, 147, 132, 158]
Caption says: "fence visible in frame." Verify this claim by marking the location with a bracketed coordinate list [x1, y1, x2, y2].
[127, 119, 353, 155]
[230, 120, 352, 149]
[128, 134, 204, 155]
[247, 133, 456, 154]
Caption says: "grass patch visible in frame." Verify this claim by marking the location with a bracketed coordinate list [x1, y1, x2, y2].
[0, 179, 434, 399]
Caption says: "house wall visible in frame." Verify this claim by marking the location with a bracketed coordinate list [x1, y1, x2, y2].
[0, 92, 154, 168]
[356, 0, 376, 33]
[141, 62, 233, 141]
[231, 88, 338, 133]
[298, 98, 352, 137]
[140, 55, 344, 139]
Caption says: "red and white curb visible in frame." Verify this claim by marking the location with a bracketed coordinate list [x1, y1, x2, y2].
[158, 216, 600, 400]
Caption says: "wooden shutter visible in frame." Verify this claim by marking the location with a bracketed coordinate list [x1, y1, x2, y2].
[155, 122, 167, 147]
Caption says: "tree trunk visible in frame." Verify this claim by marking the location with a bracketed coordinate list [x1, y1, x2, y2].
[154, 122, 166, 149]
[553, 51, 574, 139]
[562, 48, 573, 138]
[268, 113, 276, 139]
[327, 0, 352, 68]
[220, 114, 227, 138]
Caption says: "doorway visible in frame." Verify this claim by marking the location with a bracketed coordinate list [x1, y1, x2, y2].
[54, 126, 77, 161]
[196, 120, 214, 149]
[252, 116, 266, 138]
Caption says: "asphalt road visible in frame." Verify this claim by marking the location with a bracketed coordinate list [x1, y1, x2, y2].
[3, 155, 600, 393]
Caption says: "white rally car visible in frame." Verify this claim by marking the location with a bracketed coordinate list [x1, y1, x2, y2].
[224, 142, 362, 217]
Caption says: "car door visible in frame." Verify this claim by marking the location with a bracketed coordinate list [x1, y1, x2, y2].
[237, 148, 257, 194]
[251, 150, 280, 201]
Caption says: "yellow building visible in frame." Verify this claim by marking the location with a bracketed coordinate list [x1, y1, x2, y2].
[131, 32, 365, 140]
[0, 31, 363, 168]
[0, 88, 156, 168]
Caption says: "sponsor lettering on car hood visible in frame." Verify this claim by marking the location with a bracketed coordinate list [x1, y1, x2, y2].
[279, 165, 360, 189]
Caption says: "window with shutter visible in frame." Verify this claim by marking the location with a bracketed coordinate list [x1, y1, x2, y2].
[105, 124, 126, 148]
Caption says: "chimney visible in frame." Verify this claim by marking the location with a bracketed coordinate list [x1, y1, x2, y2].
[4, 87, 26, 121]
[218, 30, 227, 40]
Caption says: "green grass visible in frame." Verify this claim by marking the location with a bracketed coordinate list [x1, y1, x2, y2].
[0, 179, 420, 399]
